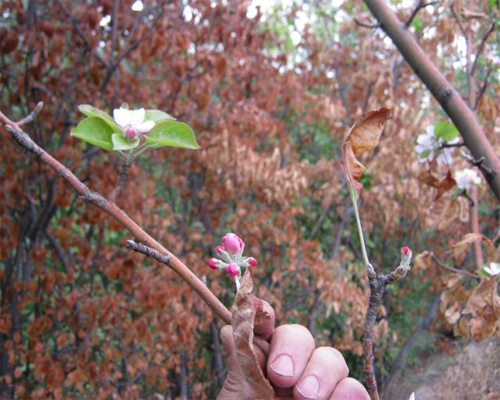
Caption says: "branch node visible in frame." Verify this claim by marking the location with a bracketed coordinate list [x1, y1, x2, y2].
[5, 125, 45, 157]
[80, 189, 108, 207]
[440, 88, 453, 104]
[126, 240, 172, 265]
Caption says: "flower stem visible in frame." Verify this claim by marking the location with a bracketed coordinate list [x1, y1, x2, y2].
[344, 162, 375, 277]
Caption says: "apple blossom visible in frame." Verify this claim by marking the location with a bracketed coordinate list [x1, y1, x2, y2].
[226, 263, 240, 277]
[454, 168, 481, 190]
[247, 257, 257, 267]
[415, 126, 459, 164]
[208, 258, 219, 270]
[113, 107, 155, 141]
[208, 233, 258, 290]
[221, 233, 244, 254]
[484, 262, 500, 276]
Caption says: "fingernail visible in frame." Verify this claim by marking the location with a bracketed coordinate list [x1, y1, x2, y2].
[270, 354, 294, 377]
[297, 375, 321, 399]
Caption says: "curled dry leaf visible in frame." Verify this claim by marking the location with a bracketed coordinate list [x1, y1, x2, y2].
[462, 276, 500, 341]
[231, 269, 275, 399]
[418, 170, 457, 200]
[340, 108, 392, 193]
[451, 233, 499, 260]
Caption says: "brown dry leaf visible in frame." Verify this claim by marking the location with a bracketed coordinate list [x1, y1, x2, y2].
[341, 141, 364, 193]
[452, 233, 486, 258]
[231, 270, 274, 399]
[418, 170, 456, 200]
[462, 276, 500, 341]
[340, 108, 391, 193]
[348, 108, 392, 154]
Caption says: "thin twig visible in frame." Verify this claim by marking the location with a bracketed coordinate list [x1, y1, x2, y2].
[471, 22, 495, 78]
[354, 17, 381, 29]
[17, 101, 43, 127]
[439, 141, 465, 149]
[474, 66, 492, 110]
[431, 254, 480, 279]
[450, 4, 466, 37]
[110, 158, 134, 202]
[405, 0, 439, 28]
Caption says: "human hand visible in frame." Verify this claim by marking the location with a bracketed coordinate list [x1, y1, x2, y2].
[217, 302, 370, 400]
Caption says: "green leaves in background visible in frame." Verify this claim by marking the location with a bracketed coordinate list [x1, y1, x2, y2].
[144, 120, 201, 150]
[434, 121, 459, 141]
[412, 17, 424, 32]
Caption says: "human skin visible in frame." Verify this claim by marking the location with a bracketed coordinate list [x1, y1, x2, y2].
[217, 302, 370, 400]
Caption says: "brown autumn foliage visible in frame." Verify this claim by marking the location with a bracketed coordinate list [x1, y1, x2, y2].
[0, 0, 499, 398]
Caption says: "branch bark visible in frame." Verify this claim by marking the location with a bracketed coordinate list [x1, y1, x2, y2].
[363, 0, 500, 200]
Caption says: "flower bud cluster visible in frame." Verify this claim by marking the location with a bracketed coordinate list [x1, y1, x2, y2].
[208, 233, 257, 278]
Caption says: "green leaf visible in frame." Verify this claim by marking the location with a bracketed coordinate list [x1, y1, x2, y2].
[418, 149, 431, 159]
[434, 121, 459, 141]
[112, 133, 140, 150]
[144, 121, 200, 150]
[70, 117, 114, 151]
[412, 17, 424, 32]
[144, 109, 175, 123]
[78, 104, 122, 133]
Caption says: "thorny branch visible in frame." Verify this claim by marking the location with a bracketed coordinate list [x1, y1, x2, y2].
[0, 103, 232, 325]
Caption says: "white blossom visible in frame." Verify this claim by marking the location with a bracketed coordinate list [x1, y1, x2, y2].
[415, 127, 435, 162]
[454, 168, 481, 190]
[415, 126, 459, 164]
[113, 107, 155, 139]
[485, 262, 500, 276]
[409, 393, 415, 400]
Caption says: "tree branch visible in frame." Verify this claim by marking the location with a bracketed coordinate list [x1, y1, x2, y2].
[405, 0, 439, 28]
[0, 104, 232, 325]
[471, 22, 495, 78]
[353, 17, 381, 29]
[363, 0, 500, 200]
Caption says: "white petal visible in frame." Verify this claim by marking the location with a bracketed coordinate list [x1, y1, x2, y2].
[409, 392, 415, 400]
[136, 120, 155, 133]
[113, 108, 131, 128]
[127, 108, 146, 128]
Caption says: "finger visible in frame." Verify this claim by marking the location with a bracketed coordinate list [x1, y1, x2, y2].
[253, 300, 275, 340]
[293, 347, 349, 400]
[329, 377, 370, 400]
[266, 324, 315, 389]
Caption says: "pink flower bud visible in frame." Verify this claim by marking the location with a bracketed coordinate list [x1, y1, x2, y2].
[221, 233, 244, 254]
[402, 246, 410, 255]
[215, 245, 225, 255]
[124, 125, 138, 140]
[226, 263, 240, 277]
[247, 257, 257, 267]
[208, 258, 219, 270]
